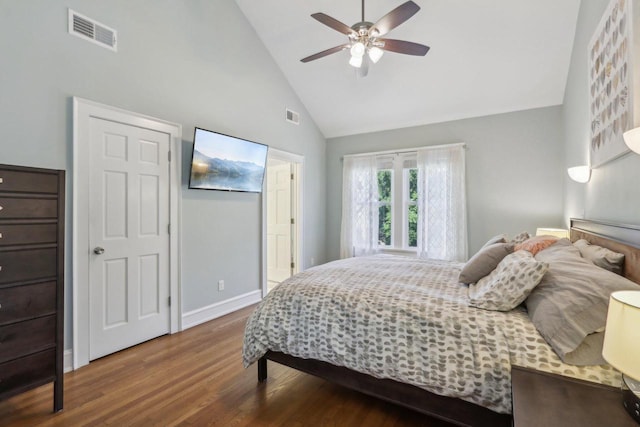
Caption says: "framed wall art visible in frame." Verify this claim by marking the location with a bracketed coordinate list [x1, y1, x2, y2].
[588, 0, 634, 167]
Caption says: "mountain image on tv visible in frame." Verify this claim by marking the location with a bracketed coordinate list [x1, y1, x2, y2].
[190, 149, 266, 192]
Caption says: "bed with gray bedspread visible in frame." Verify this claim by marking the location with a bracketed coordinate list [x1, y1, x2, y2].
[243, 254, 620, 414]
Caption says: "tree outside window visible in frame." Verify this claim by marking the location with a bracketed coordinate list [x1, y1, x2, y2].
[407, 168, 418, 248]
[377, 169, 392, 246]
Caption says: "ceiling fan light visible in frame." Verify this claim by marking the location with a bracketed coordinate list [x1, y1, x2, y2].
[350, 42, 365, 58]
[368, 46, 384, 63]
[349, 55, 363, 68]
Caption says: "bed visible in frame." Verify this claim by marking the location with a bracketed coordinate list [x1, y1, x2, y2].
[243, 218, 640, 426]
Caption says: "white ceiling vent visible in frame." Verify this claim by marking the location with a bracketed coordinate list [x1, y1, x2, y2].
[286, 108, 300, 125]
[68, 9, 117, 52]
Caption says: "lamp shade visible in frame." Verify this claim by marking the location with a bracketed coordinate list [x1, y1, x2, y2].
[368, 46, 384, 63]
[567, 165, 591, 183]
[535, 228, 569, 238]
[349, 55, 363, 68]
[623, 127, 640, 154]
[602, 291, 640, 380]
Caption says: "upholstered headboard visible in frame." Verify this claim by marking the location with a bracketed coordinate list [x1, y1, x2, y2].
[570, 218, 640, 285]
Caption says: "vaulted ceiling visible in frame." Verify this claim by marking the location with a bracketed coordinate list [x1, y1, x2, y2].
[235, 0, 580, 138]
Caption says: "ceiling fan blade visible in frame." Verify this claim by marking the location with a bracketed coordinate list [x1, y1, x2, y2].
[301, 44, 350, 63]
[311, 13, 357, 37]
[379, 38, 430, 56]
[369, 1, 420, 37]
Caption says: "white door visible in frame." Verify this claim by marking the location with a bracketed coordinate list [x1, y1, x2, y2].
[88, 118, 170, 360]
[266, 160, 294, 289]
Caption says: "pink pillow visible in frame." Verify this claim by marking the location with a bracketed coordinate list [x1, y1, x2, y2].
[515, 235, 558, 256]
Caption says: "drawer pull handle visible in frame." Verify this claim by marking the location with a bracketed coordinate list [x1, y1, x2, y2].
[0, 177, 3, 184]
[0, 232, 2, 239]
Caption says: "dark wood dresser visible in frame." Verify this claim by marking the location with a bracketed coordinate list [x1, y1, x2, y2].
[0, 164, 65, 412]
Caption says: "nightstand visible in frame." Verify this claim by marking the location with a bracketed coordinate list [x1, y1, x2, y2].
[511, 366, 636, 427]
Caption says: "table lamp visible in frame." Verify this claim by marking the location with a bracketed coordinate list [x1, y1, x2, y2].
[602, 291, 640, 423]
[535, 228, 569, 239]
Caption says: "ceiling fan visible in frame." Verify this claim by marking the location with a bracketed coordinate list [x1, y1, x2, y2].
[301, 0, 430, 77]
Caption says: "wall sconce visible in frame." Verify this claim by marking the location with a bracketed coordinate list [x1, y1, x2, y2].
[567, 165, 591, 183]
[622, 127, 640, 154]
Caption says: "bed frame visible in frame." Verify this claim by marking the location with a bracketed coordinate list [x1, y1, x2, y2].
[256, 218, 640, 427]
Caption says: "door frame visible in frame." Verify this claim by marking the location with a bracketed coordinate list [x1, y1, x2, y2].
[262, 148, 303, 297]
[72, 97, 182, 369]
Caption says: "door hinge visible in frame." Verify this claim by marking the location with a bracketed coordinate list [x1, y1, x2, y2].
[291, 173, 294, 180]
[291, 262, 295, 269]
[168, 224, 171, 234]
[168, 151, 172, 162]
[168, 296, 171, 307]
[291, 218, 295, 225]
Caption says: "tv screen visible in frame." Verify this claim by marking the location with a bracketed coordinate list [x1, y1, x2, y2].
[188, 127, 268, 193]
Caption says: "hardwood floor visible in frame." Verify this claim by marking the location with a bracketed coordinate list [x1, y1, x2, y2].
[0, 305, 453, 427]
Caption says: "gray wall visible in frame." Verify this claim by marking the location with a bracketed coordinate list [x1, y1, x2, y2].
[563, 0, 640, 224]
[0, 0, 327, 349]
[326, 106, 565, 261]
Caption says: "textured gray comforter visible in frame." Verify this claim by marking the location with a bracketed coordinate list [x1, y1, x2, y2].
[242, 255, 619, 414]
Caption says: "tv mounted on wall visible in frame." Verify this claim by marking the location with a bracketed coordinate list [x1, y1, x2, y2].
[188, 127, 269, 193]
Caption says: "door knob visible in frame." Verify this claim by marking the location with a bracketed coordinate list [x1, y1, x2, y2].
[94, 247, 105, 255]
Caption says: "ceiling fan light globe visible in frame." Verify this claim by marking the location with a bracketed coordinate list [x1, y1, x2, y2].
[350, 42, 366, 58]
[368, 46, 384, 63]
[349, 55, 363, 68]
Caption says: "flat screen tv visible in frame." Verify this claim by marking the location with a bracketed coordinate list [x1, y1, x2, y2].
[188, 127, 268, 193]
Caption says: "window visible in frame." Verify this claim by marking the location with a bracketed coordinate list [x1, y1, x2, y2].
[340, 144, 467, 261]
[376, 154, 418, 250]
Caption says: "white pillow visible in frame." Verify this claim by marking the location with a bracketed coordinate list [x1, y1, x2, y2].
[468, 250, 548, 311]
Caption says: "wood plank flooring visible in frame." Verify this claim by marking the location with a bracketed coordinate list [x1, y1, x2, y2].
[0, 305, 453, 426]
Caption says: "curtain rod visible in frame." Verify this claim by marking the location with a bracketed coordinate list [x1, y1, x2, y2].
[341, 142, 466, 160]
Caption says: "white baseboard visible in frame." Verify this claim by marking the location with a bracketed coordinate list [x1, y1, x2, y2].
[64, 349, 74, 372]
[182, 290, 262, 330]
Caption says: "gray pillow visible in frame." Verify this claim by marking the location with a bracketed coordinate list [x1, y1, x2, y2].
[458, 242, 514, 284]
[510, 231, 530, 244]
[468, 250, 548, 311]
[563, 332, 606, 366]
[573, 239, 625, 275]
[526, 239, 638, 365]
[481, 234, 508, 248]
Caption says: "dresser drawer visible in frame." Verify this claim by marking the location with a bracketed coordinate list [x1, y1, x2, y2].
[0, 248, 57, 284]
[0, 281, 56, 325]
[0, 197, 58, 219]
[0, 349, 56, 396]
[0, 315, 56, 363]
[0, 224, 57, 246]
[0, 170, 59, 194]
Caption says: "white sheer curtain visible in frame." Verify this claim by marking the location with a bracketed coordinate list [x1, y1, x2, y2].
[340, 155, 380, 258]
[416, 145, 468, 261]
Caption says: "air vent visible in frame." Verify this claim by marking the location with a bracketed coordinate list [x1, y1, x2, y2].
[68, 9, 117, 51]
[286, 108, 300, 125]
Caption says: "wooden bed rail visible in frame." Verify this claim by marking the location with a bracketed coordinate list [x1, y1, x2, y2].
[258, 351, 511, 427]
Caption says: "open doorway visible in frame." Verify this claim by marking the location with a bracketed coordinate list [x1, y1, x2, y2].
[263, 149, 303, 295]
